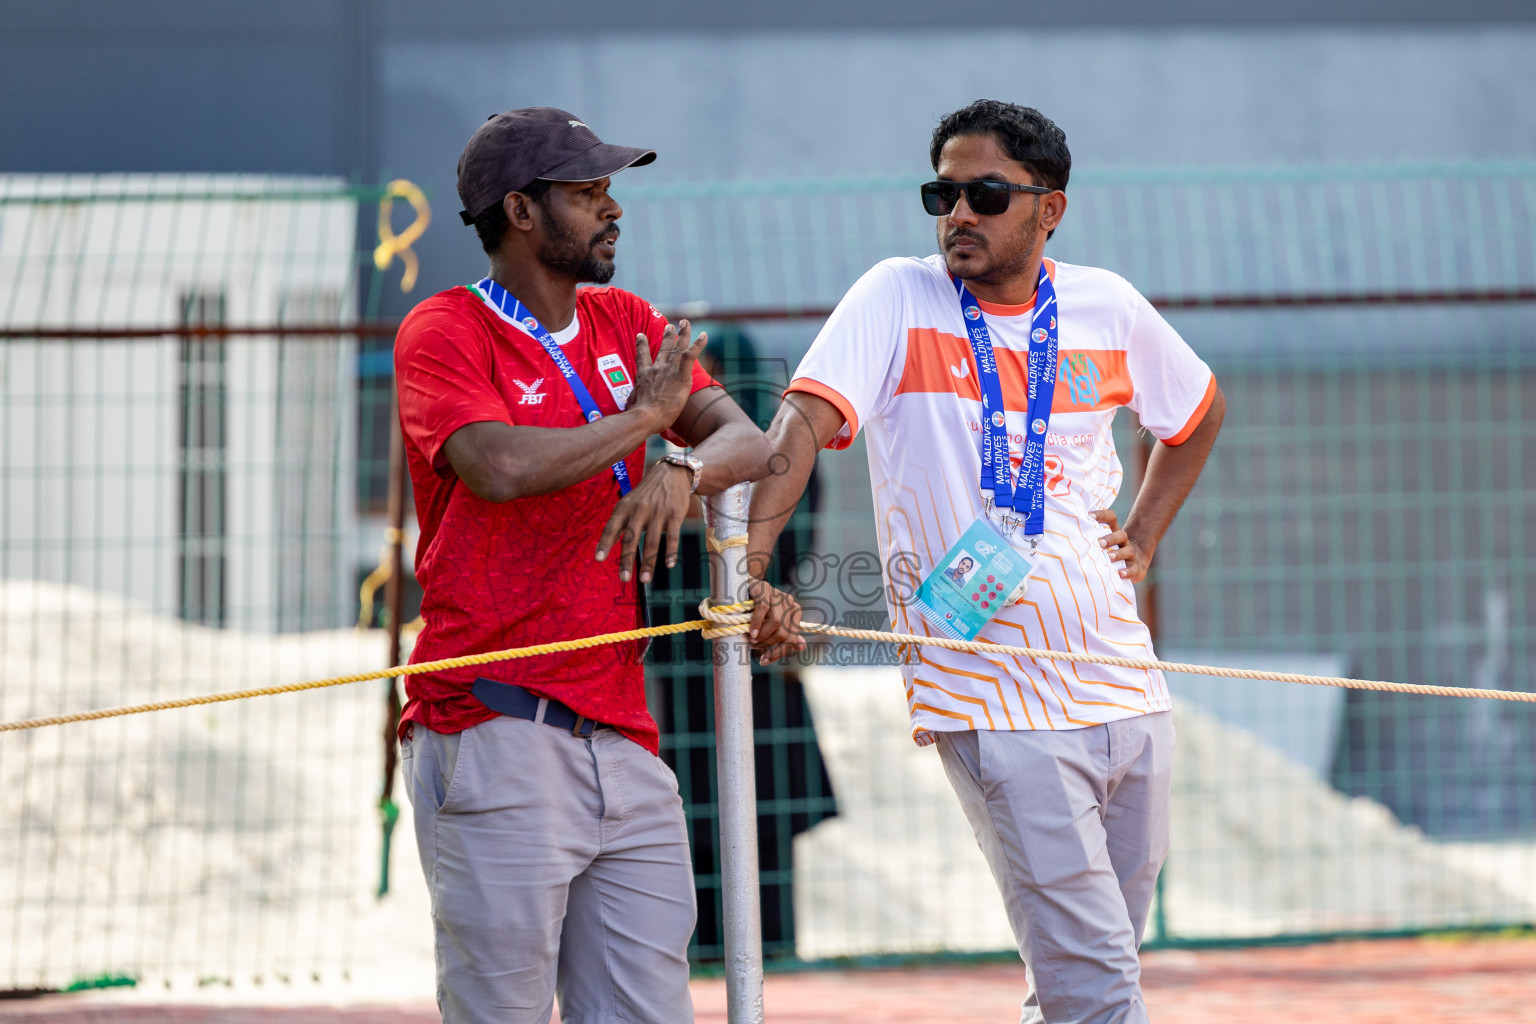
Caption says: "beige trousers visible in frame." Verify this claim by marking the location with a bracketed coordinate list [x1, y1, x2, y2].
[937, 712, 1175, 1024]
[403, 714, 696, 1024]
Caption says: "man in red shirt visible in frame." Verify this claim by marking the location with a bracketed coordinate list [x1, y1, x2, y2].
[395, 107, 770, 1024]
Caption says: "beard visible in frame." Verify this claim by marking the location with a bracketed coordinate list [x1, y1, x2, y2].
[940, 199, 1040, 287]
[537, 207, 618, 285]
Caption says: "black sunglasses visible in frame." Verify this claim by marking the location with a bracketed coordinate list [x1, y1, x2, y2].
[920, 179, 1054, 217]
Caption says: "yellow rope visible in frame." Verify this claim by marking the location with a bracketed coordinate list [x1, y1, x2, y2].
[373, 179, 430, 293]
[0, 605, 750, 734]
[5, 599, 1533, 734]
[694, 602, 1536, 703]
[355, 526, 405, 630]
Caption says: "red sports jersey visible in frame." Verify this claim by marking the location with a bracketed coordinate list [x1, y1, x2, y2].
[394, 284, 716, 753]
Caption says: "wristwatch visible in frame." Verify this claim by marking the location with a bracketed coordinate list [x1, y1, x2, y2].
[662, 451, 704, 493]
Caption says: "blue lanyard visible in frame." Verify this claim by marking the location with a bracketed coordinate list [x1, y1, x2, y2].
[468, 278, 632, 497]
[953, 263, 1058, 536]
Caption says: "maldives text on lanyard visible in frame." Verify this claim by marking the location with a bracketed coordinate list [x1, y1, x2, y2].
[467, 278, 633, 497]
[953, 262, 1057, 539]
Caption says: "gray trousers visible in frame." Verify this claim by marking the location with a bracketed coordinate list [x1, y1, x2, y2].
[936, 712, 1174, 1024]
[402, 715, 697, 1024]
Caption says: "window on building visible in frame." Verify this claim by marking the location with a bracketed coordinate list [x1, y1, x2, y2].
[177, 290, 227, 626]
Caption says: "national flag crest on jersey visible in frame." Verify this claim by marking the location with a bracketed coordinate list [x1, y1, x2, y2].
[596, 353, 634, 409]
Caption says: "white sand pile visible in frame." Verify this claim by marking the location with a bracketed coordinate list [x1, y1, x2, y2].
[792, 665, 1536, 960]
[8, 584, 1533, 993]
[0, 579, 435, 1003]
[1168, 694, 1535, 937]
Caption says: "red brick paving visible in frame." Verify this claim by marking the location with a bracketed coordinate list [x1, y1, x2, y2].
[3, 936, 1533, 1023]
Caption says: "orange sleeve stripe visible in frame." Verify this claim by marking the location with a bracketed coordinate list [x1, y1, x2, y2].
[785, 377, 859, 449]
[1164, 375, 1217, 446]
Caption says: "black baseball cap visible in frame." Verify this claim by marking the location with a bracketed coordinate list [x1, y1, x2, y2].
[456, 107, 657, 225]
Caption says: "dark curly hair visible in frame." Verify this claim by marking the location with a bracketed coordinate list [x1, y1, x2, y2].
[931, 100, 1070, 238]
[471, 177, 554, 255]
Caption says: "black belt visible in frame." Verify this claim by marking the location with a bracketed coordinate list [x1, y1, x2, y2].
[470, 678, 609, 738]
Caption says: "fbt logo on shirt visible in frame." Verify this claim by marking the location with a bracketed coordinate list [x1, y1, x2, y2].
[515, 379, 546, 405]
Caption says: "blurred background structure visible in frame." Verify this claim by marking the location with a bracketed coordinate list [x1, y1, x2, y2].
[3, 0, 1536, 999]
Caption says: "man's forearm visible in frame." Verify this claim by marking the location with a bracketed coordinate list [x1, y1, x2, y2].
[744, 397, 832, 578]
[744, 451, 813, 579]
[687, 419, 772, 496]
[1123, 387, 1226, 557]
[450, 408, 663, 503]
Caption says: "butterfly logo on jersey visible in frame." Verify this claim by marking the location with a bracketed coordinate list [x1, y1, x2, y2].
[1031, 328, 1048, 343]
[514, 379, 546, 405]
[950, 361, 970, 379]
[965, 306, 981, 320]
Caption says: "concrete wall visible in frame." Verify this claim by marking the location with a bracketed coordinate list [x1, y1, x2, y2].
[382, 26, 1536, 309]
[6, 2, 1536, 318]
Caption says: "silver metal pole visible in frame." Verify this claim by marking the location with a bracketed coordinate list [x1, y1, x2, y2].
[704, 482, 765, 1024]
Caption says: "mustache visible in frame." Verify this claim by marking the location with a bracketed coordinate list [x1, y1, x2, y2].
[944, 229, 987, 249]
[592, 224, 620, 247]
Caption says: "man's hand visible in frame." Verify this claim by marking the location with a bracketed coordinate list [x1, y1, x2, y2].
[629, 319, 707, 432]
[747, 578, 806, 665]
[595, 462, 694, 583]
[1090, 508, 1152, 583]
[436, 319, 706, 506]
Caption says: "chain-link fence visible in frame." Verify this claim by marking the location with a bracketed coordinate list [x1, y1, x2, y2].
[0, 175, 400, 991]
[2, 163, 1534, 990]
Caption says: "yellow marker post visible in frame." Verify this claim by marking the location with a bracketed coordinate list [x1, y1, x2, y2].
[374, 179, 431, 293]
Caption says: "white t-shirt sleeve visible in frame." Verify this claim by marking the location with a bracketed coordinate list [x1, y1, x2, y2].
[786, 260, 907, 450]
[1123, 285, 1217, 444]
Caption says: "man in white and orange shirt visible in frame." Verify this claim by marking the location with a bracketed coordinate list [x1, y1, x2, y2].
[747, 100, 1224, 1023]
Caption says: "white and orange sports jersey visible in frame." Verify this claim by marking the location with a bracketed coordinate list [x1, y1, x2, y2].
[787, 254, 1216, 744]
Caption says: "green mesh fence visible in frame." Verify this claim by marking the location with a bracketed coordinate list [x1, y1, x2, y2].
[2, 164, 1534, 992]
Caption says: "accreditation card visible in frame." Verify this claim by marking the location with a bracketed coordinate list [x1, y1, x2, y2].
[912, 517, 1038, 641]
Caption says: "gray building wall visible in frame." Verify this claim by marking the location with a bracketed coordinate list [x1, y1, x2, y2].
[383, 27, 1536, 299]
[5, 2, 1536, 315]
